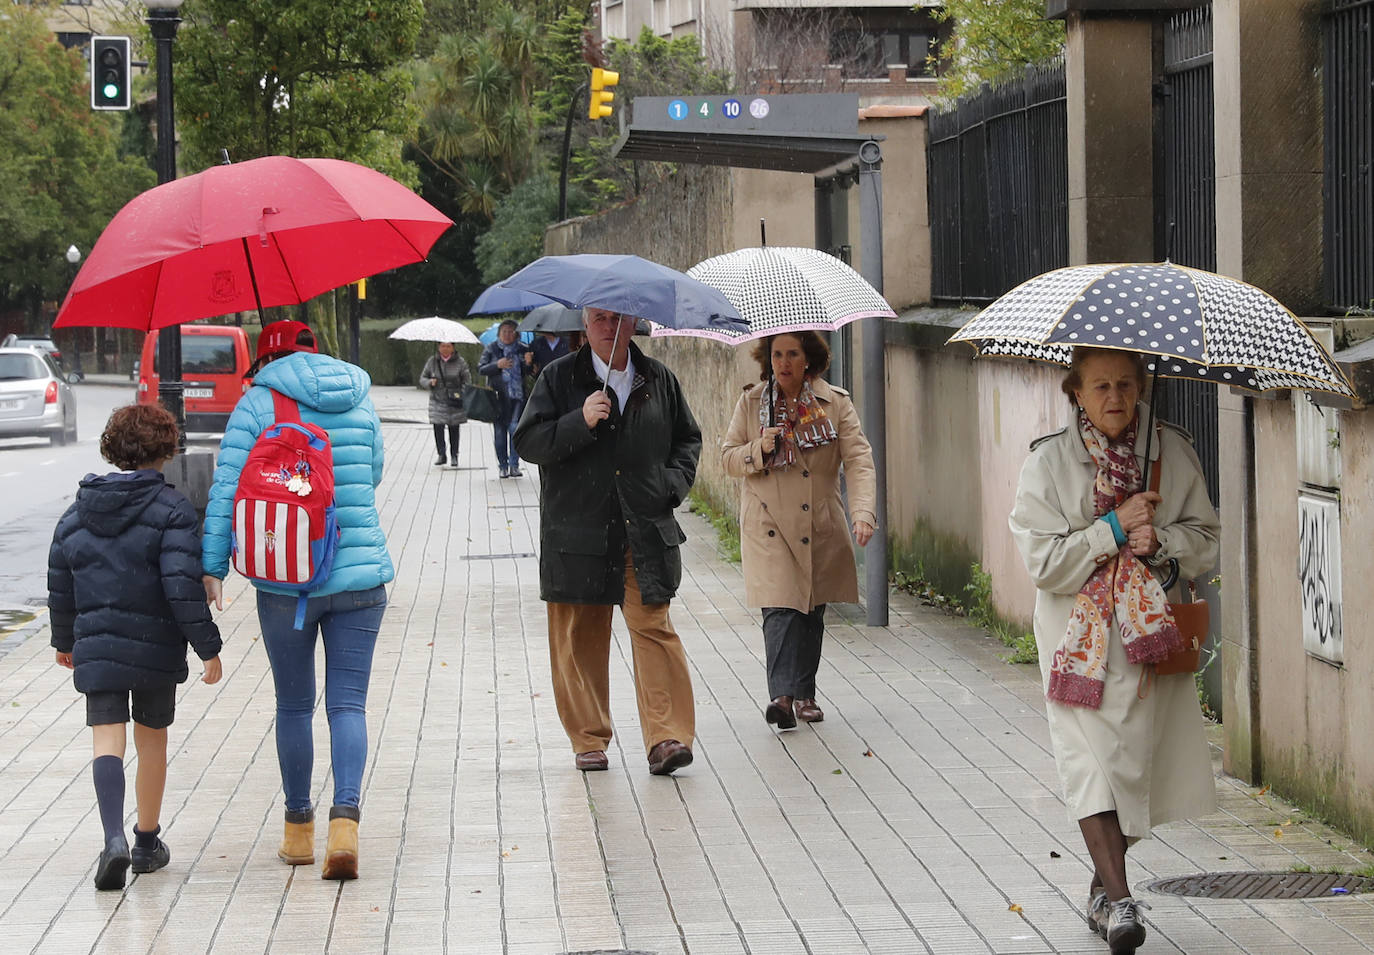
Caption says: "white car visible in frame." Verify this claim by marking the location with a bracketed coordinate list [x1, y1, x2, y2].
[0, 347, 78, 445]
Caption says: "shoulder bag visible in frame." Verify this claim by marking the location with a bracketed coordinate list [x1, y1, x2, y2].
[1147, 429, 1208, 676]
[436, 361, 464, 409]
[461, 383, 500, 423]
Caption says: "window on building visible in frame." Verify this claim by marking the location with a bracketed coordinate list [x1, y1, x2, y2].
[831, 29, 933, 76]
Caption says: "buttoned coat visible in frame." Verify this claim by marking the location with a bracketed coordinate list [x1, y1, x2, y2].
[721, 378, 877, 613]
[420, 351, 471, 426]
[1008, 407, 1220, 838]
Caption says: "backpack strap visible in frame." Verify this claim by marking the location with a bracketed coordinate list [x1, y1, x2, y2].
[271, 389, 301, 424]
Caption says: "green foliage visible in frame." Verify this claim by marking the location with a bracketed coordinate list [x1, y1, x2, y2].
[571, 28, 733, 205]
[687, 491, 741, 563]
[0, 6, 155, 321]
[174, 0, 424, 181]
[475, 175, 591, 285]
[931, 0, 1065, 101]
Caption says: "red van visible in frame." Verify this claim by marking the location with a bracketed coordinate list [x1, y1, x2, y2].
[138, 325, 253, 433]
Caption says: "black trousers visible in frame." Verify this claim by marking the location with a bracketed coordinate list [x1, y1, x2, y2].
[433, 423, 461, 459]
[761, 605, 827, 699]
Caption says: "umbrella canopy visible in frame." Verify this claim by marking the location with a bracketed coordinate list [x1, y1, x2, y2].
[478, 321, 536, 346]
[947, 262, 1354, 396]
[518, 303, 585, 333]
[494, 254, 746, 333]
[54, 156, 452, 332]
[467, 284, 556, 315]
[389, 317, 480, 345]
[667, 246, 896, 344]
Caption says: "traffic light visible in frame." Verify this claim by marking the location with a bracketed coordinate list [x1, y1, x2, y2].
[91, 36, 131, 111]
[588, 67, 619, 121]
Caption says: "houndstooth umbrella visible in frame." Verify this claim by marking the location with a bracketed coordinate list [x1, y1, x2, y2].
[947, 262, 1353, 396]
[659, 246, 896, 344]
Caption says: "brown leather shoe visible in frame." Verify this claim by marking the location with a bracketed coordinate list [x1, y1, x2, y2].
[647, 739, 693, 776]
[793, 698, 824, 723]
[765, 696, 797, 729]
[575, 750, 609, 772]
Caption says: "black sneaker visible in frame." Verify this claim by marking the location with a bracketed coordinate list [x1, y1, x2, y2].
[131, 835, 170, 874]
[94, 834, 131, 890]
[434, 454, 447, 467]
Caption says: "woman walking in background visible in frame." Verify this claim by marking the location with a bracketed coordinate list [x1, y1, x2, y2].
[721, 331, 876, 730]
[478, 319, 532, 478]
[420, 341, 471, 468]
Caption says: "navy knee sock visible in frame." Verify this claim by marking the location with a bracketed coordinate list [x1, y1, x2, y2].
[92, 755, 125, 844]
[133, 825, 160, 849]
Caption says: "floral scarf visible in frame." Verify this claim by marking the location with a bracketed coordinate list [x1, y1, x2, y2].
[759, 378, 837, 470]
[1046, 408, 1183, 709]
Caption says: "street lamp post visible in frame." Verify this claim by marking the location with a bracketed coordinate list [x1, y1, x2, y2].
[64, 245, 84, 379]
[147, 0, 185, 447]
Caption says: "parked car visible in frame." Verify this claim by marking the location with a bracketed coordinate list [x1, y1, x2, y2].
[0, 347, 78, 445]
[2, 333, 62, 363]
[137, 325, 253, 433]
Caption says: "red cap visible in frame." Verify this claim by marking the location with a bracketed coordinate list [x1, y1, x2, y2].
[252, 320, 317, 370]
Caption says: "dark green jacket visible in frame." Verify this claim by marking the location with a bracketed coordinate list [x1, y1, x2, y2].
[513, 343, 701, 605]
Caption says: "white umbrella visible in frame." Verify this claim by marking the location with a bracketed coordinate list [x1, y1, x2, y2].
[389, 316, 481, 345]
[659, 246, 896, 344]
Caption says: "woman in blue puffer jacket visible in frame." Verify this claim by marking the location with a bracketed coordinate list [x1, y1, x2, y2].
[201, 320, 393, 883]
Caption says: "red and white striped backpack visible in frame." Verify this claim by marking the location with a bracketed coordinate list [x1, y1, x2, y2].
[231, 391, 339, 624]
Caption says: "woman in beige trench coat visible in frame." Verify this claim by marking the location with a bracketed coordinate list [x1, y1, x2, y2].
[721, 332, 877, 730]
[1009, 347, 1219, 954]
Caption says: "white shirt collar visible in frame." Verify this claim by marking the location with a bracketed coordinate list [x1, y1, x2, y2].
[589, 348, 636, 412]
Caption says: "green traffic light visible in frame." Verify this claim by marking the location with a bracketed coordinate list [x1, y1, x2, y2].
[103, 83, 120, 99]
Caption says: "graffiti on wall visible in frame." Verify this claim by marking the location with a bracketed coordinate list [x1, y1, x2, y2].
[1298, 490, 1342, 664]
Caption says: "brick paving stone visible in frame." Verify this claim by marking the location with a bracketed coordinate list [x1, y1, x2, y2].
[0, 388, 1372, 953]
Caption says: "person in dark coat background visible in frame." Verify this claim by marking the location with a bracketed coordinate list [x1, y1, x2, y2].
[48, 404, 223, 891]
[478, 319, 533, 478]
[514, 307, 701, 777]
[530, 331, 570, 380]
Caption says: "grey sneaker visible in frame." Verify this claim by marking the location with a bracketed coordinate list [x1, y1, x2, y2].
[1107, 896, 1148, 953]
[1085, 886, 1109, 939]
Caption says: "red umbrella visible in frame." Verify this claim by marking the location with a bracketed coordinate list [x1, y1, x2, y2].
[54, 156, 452, 331]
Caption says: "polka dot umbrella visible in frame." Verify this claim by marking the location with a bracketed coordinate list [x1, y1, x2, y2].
[946, 262, 1354, 397]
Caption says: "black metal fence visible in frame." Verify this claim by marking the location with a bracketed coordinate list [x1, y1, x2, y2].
[928, 60, 1068, 304]
[1159, 4, 1220, 507]
[1324, 0, 1374, 311]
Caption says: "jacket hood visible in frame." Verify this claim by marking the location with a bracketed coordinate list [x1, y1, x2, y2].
[253, 352, 371, 414]
[76, 470, 166, 537]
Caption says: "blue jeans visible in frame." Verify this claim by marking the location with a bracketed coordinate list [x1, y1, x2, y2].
[257, 586, 387, 812]
[494, 394, 524, 470]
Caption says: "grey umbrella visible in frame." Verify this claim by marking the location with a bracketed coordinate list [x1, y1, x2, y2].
[518, 304, 584, 333]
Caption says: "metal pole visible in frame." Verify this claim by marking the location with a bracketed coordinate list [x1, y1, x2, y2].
[558, 83, 588, 221]
[857, 140, 888, 627]
[148, 7, 184, 448]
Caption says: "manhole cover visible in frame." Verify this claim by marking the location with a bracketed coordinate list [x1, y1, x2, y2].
[1147, 870, 1374, 899]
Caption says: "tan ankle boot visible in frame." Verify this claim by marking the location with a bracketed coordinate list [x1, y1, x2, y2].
[278, 809, 314, 865]
[321, 808, 359, 881]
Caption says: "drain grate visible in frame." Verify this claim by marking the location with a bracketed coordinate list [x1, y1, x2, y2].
[1147, 870, 1374, 899]
[461, 552, 536, 561]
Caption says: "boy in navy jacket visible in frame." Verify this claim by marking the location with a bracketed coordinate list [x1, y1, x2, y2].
[48, 404, 223, 890]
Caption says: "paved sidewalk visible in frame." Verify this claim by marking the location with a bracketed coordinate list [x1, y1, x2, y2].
[0, 385, 1370, 955]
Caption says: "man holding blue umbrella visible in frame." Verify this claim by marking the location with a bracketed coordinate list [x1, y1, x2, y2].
[514, 307, 701, 777]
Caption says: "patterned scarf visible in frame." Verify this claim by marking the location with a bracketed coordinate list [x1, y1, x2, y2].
[494, 340, 525, 402]
[759, 378, 838, 470]
[1046, 408, 1183, 709]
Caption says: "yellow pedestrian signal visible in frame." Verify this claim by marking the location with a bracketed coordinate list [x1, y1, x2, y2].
[588, 68, 620, 121]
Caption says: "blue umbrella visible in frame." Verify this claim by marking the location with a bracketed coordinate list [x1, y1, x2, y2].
[468, 284, 556, 315]
[478, 320, 535, 346]
[494, 254, 745, 333]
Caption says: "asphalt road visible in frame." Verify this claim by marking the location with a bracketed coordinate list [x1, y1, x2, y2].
[0, 383, 219, 624]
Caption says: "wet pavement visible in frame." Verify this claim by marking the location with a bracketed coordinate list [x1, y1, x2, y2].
[0, 384, 1370, 954]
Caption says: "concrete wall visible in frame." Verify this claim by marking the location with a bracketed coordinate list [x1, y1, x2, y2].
[1247, 399, 1374, 847]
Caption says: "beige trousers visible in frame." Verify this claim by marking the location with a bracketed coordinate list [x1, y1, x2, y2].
[546, 557, 695, 757]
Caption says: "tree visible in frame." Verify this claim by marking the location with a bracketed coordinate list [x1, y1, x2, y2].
[474, 175, 591, 285]
[931, 0, 1064, 101]
[0, 5, 155, 324]
[174, 0, 424, 182]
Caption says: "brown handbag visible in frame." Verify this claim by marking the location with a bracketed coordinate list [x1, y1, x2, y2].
[1147, 431, 1208, 675]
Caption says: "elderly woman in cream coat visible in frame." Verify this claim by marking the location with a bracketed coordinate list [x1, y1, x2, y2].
[722, 331, 876, 730]
[1009, 346, 1219, 955]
